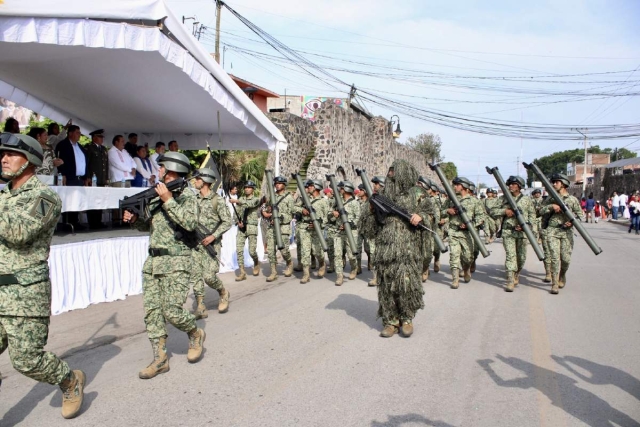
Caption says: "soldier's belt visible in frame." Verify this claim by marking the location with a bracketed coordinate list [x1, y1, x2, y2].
[148, 248, 190, 257]
[0, 274, 19, 285]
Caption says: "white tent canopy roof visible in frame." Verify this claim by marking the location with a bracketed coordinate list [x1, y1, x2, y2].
[0, 0, 286, 151]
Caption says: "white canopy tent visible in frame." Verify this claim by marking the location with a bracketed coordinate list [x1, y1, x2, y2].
[0, 0, 287, 152]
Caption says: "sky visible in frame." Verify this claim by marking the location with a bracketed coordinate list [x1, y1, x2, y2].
[167, 0, 640, 186]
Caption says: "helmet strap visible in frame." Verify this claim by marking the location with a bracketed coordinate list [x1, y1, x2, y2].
[1, 160, 31, 180]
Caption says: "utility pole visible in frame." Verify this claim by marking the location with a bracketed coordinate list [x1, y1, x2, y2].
[214, 0, 224, 64]
[347, 84, 356, 108]
[576, 128, 588, 198]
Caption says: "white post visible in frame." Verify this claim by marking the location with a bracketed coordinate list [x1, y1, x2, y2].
[275, 143, 281, 176]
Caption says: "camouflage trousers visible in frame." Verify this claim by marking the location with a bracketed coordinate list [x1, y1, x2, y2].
[236, 229, 258, 267]
[0, 314, 70, 385]
[502, 232, 528, 272]
[326, 227, 338, 265]
[266, 227, 291, 264]
[358, 233, 376, 268]
[333, 230, 358, 275]
[485, 216, 497, 237]
[547, 231, 574, 277]
[143, 271, 196, 340]
[193, 245, 223, 298]
[422, 230, 434, 271]
[449, 231, 473, 271]
[541, 229, 552, 272]
[298, 224, 321, 267]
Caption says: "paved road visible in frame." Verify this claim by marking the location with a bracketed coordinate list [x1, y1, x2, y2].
[1, 222, 639, 426]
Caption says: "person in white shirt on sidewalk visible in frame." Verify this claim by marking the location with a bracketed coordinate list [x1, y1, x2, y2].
[108, 135, 136, 188]
[611, 191, 620, 220]
[619, 191, 628, 218]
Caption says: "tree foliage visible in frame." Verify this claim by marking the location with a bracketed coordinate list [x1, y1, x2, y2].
[440, 162, 458, 181]
[405, 133, 444, 163]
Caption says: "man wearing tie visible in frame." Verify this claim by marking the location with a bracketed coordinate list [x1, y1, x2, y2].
[54, 125, 87, 230]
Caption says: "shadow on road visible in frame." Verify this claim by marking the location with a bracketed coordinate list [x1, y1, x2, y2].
[553, 355, 640, 402]
[0, 315, 122, 426]
[325, 293, 379, 329]
[478, 355, 640, 427]
[371, 413, 456, 427]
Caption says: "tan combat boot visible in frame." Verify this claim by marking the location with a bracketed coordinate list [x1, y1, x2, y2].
[283, 259, 293, 277]
[194, 296, 208, 320]
[252, 258, 260, 276]
[187, 328, 206, 363]
[335, 274, 344, 286]
[451, 269, 460, 289]
[310, 256, 317, 270]
[348, 260, 358, 280]
[266, 264, 278, 282]
[218, 288, 230, 313]
[60, 370, 85, 419]
[380, 324, 398, 338]
[543, 265, 552, 283]
[421, 268, 429, 283]
[463, 267, 472, 283]
[400, 321, 414, 338]
[235, 265, 247, 282]
[317, 257, 326, 278]
[293, 262, 303, 272]
[514, 269, 521, 286]
[368, 271, 377, 287]
[470, 260, 477, 273]
[504, 272, 515, 292]
[300, 266, 311, 284]
[139, 337, 169, 379]
[558, 270, 567, 289]
[550, 275, 560, 294]
[434, 259, 441, 273]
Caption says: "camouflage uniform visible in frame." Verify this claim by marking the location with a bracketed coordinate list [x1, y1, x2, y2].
[492, 194, 535, 274]
[0, 176, 71, 386]
[536, 199, 553, 278]
[530, 195, 544, 241]
[235, 194, 260, 267]
[331, 196, 360, 277]
[266, 192, 294, 265]
[433, 194, 447, 264]
[294, 194, 328, 267]
[470, 197, 486, 263]
[357, 197, 376, 268]
[133, 188, 198, 341]
[483, 197, 501, 240]
[442, 195, 484, 273]
[539, 193, 582, 289]
[416, 188, 437, 277]
[325, 200, 339, 271]
[193, 192, 232, 297]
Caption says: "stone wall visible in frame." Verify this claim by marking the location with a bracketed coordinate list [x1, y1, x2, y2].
[266, 100, 435, 190]
[568, 167, 640, 203]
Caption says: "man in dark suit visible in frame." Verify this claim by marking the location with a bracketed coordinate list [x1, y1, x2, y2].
[54, 125, 87, 230]
[124, 133, 138, 159]
[85, 129, 109, 229]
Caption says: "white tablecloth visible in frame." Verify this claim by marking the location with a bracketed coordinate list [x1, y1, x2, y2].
[50, 186, 145, 213]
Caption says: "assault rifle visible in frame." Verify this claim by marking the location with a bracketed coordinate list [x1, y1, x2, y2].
[523, 162, 602, 255]
[292, 173, 328, 251]
[429, 163, 490, 258]
[486, 166, 545, 261]
[355, 168, 448, 253]
[119, 178, 187, 221]
[264, 169, 285, 250]
[326, 174, 359, 255]
[195, 224, 219, 259]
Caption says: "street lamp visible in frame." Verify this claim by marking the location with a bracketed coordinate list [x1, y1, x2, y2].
[390, 115, 402, 138]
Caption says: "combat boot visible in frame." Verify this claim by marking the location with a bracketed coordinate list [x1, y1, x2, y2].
[293, 262, 303, 272]
[266, 264, 278, 282]
[317, 257, 326, 278]
[300, 266, 311, 284]
[550, 275, 560, 294]
[218, 288, 230, 313]
[252, 258, 260, 276]
[558, 270, 567, 288]
[451, 269, 460, 289]
[380, 324, 398, 338]
[139, 337, 169, 379]
[400, 321, 414, 338]
[283, 259, 293, 277]
[310, 256, 317, 270]
[60, 369, 85, 419]
[368, 271, 378, 287]
[543, 265, 552, 283]
[235, 265, 247, 282]
[194, 296, 208, 320]
[434, 259, 441, 273]
[348, 260, 358, 280]
[463, 267, 472, 283]
[470, 260, 477, 273]
[187, 328, 206, 363]
[335, 274, 344, 286]
[504, 272, 515, 292]
[421, 268, 429, 283]
[514, 269, 521, 286]
[326, 261, 335, 274]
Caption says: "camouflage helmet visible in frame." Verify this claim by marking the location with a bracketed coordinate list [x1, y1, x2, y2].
[312, 179, 323, 191]
[337, 181, 345, 188]
[304, 179, 314, 187]
[452, 176, 473, 190]
[418, 176, 432, 188]
[469, 183, 477, 193]
[157, 151, 190, 174]
[341, 180, 355, 193]
[428, 182, 439, 192]
[531, 188, 542, 195]
[273, 175, 287, 184]
[0, 132, 44, 166]
[506, 175, 526, 188]
[193, 167, 218, 184]
[550, 173, 570, 188]
[244, 180, 257, 188]
[371, 175, 386, 186]
[357, 183, 365, 191]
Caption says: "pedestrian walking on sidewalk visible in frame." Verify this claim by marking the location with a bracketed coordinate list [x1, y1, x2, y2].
[612, 192, 620, 220]
[0, 133, 86, 419]
[585, 193, 595, 223]
[594, 201, 602, 223]
[628, 196, 640, 234]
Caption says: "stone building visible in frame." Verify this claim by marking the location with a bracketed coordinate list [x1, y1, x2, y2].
[265, 99, 436, 192]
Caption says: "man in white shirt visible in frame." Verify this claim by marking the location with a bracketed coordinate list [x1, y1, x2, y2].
[612, 191, 620, 220]
[618, 191, 628, 218]
[149, 141, 165, 171]
[108, 135, 136, 188]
